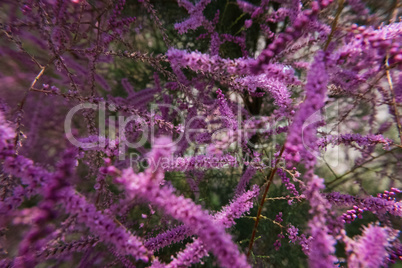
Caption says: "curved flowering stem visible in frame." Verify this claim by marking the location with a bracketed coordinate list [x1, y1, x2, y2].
[116, 137, 250, 268]
[0, 153, 151, 263]
[156, 185, 260, 267]
[145, 185, 259, 252]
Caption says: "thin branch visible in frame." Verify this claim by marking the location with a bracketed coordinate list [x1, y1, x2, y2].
[14, 66, 46, 148]
[324, 0, 345, 51]
[246, 144, 285, 258]
[325, 147, 400, 190]
[385, 55, 402, 144]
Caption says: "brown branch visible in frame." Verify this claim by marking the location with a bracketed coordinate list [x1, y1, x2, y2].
[385, 55, 402, 144]
[324, 0, 345, 51]
[388, 0, 400, 24]
[246, 144, 285, 258]
[14, 66, 46, 148]
[325, 147, 400, 190]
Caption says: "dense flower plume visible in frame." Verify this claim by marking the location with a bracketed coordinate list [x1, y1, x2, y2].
[0, 0, 402, 267]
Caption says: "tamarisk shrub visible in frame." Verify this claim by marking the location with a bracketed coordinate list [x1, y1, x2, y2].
[0, 0, 402, 267]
